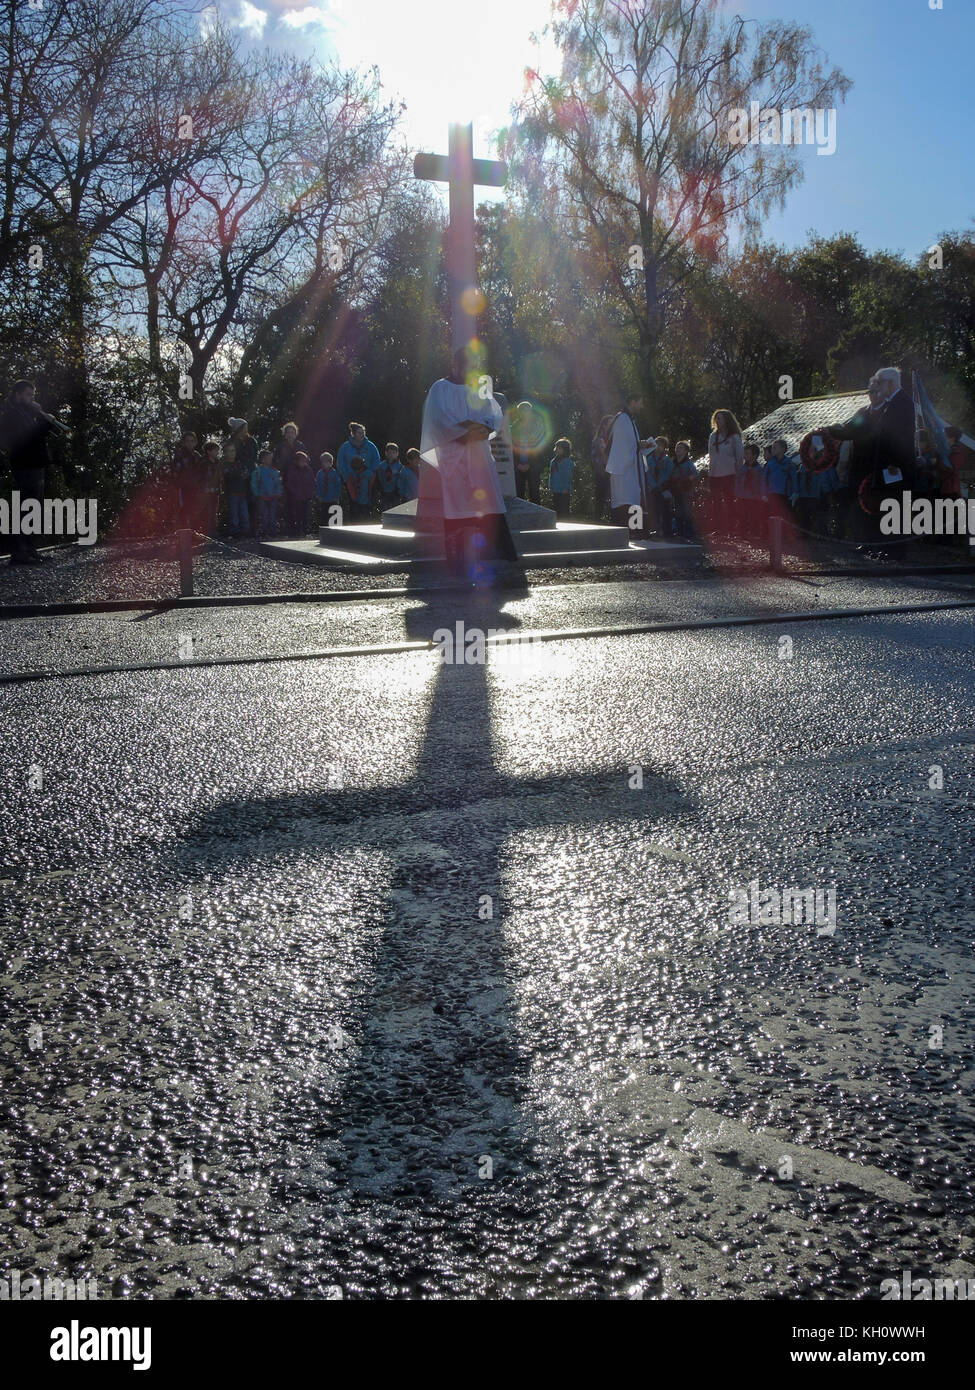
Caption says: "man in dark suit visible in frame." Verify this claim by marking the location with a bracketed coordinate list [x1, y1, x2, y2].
[872, 367, 916, 484]
[871, 367, 916, 556]
[828, 378, 884, 489]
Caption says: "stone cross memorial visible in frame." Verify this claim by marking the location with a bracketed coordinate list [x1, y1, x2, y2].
[414, 122, 507, 354]
[414, 122, 515, 499]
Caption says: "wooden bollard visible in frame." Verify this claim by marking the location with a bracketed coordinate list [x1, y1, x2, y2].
[177, 528, 194, 596]
[769, 514, 783, 573]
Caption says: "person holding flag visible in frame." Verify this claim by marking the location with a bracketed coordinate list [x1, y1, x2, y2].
[913, 369, 954, 485]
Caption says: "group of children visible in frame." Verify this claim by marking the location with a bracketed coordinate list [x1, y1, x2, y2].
[633, 431, 854, 545]
[169, 418, 422, 540]
[731, 434, 956, 543]
[638, 437, 700, 539]
[615, 430, 843, 544]
[637, 429, 964, 546]
[177, 414, 918, 548]
[733, 439, 812, 541]
[168, 416, 584, 540]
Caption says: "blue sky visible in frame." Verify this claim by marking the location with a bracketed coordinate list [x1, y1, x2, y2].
[745, 0, 974, 256]
[209, 0, 973, 257]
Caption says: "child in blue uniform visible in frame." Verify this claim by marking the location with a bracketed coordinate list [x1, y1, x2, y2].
[763, 438, 796, 539]
[251, 448, 282, 537]
[735, 441, 766, 540]
[398, 448, 420, 501]
[645, 436, 675, 535]
[763, 439, 795, 498]
[316, 451, 342, 527]
[548, 437, 573, 519]
[345, 460, 374, 519]
[670, 440, 699, 541]
[375, 443, 404, 513]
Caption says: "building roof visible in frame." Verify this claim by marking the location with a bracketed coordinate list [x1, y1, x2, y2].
[695, 392, 867, 469]
[696, 391, 975, 469]
[742, 391, 869, 453]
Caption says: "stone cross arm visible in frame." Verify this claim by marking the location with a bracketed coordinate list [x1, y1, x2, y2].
[413, 151, 508, 187]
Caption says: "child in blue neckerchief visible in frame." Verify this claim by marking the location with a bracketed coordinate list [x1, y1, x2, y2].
[316, 450, 342, 527]
[375, 442, 404, 513]
[670, 440, 699, 541]
[251, 448, 282, 537]
[734, 440, 766, 540]
[548, 437, 573, 519]
[398, 448, 420, 501]
[645, 435, 675, 535]
[763, 438, 796, 540]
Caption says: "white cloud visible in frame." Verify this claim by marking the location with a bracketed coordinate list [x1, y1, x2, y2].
[207, 0, 557, 173]
[280, 6, 336, 29]
[238, 2, 269, 37]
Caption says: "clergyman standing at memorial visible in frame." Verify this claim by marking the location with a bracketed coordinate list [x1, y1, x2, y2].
[419, 347, 521, 579]
[605, 395, 648, 530]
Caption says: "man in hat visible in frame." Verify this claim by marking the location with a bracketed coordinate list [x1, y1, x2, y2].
[227, 417, 258, 471]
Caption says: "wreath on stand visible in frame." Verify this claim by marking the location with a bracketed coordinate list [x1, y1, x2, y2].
[858, 474, 880, 515]
[798, 430, 840, 473]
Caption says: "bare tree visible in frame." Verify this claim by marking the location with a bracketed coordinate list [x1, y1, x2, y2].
[103, 38, 406, 409]
[0, 0, 209, 465]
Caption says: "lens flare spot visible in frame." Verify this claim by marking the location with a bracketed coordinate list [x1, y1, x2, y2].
[507, 399, 554, 459]
[460, 287, 487, 316]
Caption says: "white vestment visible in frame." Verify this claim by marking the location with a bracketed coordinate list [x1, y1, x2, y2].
[419, 378, 505, 520]
[606, 410, 645, 509]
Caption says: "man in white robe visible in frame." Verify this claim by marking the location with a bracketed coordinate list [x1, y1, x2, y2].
[606, 396, 649, 530]
[419, 348, 520, 577]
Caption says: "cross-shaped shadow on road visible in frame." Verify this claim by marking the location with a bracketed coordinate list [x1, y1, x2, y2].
[171, 582, 698, 1207]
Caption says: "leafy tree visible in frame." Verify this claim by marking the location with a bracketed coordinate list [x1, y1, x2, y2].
[503, 0, 850, 399]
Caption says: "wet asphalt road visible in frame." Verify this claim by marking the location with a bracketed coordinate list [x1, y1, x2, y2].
[1, 574, 974, 1299]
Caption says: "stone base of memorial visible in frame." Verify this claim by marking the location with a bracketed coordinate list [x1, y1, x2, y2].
[259, 510, 700, 575]
[258, 456, 702, 570]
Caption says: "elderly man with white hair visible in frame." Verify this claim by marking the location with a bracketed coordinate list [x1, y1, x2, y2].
[826, 367, 914, 550]
[872, 367, 916, 484]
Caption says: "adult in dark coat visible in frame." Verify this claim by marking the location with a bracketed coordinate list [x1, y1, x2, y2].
[872, 368, 917, 483]
[509, 401, 546, 505]
[826, 378, 885, 539]
[0, 379, 58, 562]
[171, 430, 204, 531]
[827, 379, 885, 491]
[828, 370, 915, 550]
[864, 368, 916, 554]
[591, 415, 613, 521]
